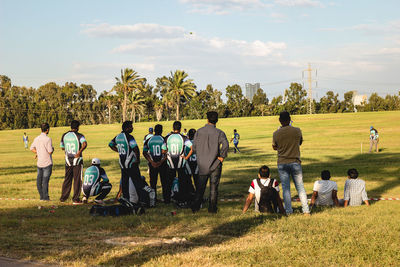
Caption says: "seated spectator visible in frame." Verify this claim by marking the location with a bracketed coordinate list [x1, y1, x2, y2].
[343, 168, 370, 207]
[242, 165, 285, 215]
[82, 158, 112, 205]
[310, 170, 339, 208]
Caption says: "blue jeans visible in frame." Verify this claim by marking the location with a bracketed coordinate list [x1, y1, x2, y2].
[278, 162, 309, 214]
[37, 165, 52, 200]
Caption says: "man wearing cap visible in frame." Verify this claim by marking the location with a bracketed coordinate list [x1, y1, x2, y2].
[82, 158, 112, 205]
[144, 127, 154, 144]
[369, 126, 379, 153]
[272, 111, 310, 215]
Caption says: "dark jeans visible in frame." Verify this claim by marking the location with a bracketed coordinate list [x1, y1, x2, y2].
[192, 164, 222, 213]
[61, 164, 82, 202]
[149, 162, 169, 201]
[37, 165, 52, 200]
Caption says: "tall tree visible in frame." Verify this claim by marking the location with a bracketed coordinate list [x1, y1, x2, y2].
[129, 91, 146, 123]
[283, 83, 307, 114]
[162, 70, 196, 120]
[114, 68, 145, 122]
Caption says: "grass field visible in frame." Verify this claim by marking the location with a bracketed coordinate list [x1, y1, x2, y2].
[0, 111, 400, 266]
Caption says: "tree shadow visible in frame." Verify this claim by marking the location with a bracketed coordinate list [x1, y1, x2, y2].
[98, 213, 282, 266]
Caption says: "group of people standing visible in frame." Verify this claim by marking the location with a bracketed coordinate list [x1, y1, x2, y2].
[30, 111, 229, 213]
[29, 110, 371, 215]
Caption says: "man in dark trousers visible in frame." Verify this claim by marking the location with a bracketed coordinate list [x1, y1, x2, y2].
[60, 120, 87, 204]
[109, 121, 148, 205]
[190, 111, 229, 213]
[143, 124, 168, 203]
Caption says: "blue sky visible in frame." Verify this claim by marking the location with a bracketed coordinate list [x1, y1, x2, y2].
[1, 0, 399, 99]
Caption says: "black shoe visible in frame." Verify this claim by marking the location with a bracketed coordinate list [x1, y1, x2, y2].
[208, 207, 218, 213]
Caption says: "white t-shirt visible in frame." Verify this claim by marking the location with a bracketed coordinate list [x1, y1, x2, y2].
[313, 180, 338, 206]
[248, 178, 280, 212]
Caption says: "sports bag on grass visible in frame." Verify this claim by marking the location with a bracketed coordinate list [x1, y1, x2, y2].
[89, 204, 145, 216]
[257, 178, 279, 213]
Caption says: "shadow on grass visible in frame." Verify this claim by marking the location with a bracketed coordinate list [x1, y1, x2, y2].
[98, 213, 281, 266]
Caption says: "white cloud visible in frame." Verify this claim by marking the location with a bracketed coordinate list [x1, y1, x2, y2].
[180, 0, 271, 14]
[81, 23, 185, 39]
[274, 0, 323, 7]
[318, 20, 400, 35]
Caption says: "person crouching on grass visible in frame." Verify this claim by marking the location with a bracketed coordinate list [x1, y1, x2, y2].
[242, 165, 285, 215]
[343, 168, 369, 207]
[82, 158, 112, 205]
[309, 170, 339, 209]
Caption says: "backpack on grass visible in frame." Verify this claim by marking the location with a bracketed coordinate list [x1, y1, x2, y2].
[257, 178, 279, 213]
[89, 204, 145, 216]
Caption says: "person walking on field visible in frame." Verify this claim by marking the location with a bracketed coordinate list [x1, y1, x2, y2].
[272, 111, 310, 215]
[23, 132, 29, 149]
[190, 111, 229, 213]
[60, 120, 87, 204]
[230, 129, 241, 153]
[30, 123, 53, 201]
[369, 126, 379, 153]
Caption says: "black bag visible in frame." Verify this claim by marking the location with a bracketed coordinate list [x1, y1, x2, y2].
[89, 204, 145, 216]
[257, 178, 279, 213]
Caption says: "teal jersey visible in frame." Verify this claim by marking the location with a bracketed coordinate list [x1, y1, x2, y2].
[184, 139, 196, 162]
[370, 130, 379, 140]
[60, 131, 86, 166]
[143, 135, 166, 162]
[83, 166, 109, 196]
[109, 132, 138, 169]
[165, 133, 187, 169]
[143, 133, 154, 144]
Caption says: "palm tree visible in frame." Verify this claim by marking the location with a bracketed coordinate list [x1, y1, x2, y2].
[162, 70, 196, 120]
[129, 91, 146, 123]
[114, 68, 145, 121]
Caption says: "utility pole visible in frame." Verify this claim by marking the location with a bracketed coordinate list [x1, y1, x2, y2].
[302, 63, 317, 114]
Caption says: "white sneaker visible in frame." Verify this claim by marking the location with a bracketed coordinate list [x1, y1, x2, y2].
[82, 196, 88, 204]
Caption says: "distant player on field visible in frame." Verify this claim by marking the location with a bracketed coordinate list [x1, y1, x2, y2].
[230, 129, 240, 153]
[82, 158, 112, 205]
[369, 126, 379, 153]
[143, 127, 154, 144]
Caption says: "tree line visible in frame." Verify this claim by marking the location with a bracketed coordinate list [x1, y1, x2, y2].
[1, 70, 399, 130]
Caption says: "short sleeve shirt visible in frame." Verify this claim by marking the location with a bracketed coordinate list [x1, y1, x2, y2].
[143, 135, 166, 162]
[165, 133, 188, 169]
[248, 178, 280, 212]
[109, 132, 138, 169]
[272, 126, 302, 164]
[60, 131, 86, 166]
[313, 180, 338, 206]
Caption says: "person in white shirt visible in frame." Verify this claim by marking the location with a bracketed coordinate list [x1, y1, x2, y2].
[30, 123, 54, 201]
[242, 165, 285, 214]
[310, 170, 339, 208]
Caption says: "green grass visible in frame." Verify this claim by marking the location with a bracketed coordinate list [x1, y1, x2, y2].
[0, 111, 400, 266]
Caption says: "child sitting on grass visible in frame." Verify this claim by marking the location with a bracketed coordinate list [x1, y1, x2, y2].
[310, 170, 339, 208]
[343, 168, 369, 207]
[242, 165, 285, 215]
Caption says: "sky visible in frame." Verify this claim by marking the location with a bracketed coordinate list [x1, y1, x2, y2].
[1, 0, 399, 99]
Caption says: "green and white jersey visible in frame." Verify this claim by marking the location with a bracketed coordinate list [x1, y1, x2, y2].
[165, 133, 187, 169]
[143, 135, 166, 162]
[82, 166, 109, 196]
[184, 139, 196, 162]
[60, 131, 86, 166]
[109, 132, 138, 169]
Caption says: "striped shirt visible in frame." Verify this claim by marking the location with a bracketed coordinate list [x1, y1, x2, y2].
[344, 178, 368, 206]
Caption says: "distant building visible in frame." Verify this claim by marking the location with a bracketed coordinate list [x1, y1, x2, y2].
[245, 83, 260, 101]
[352, 91, 368, 112]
